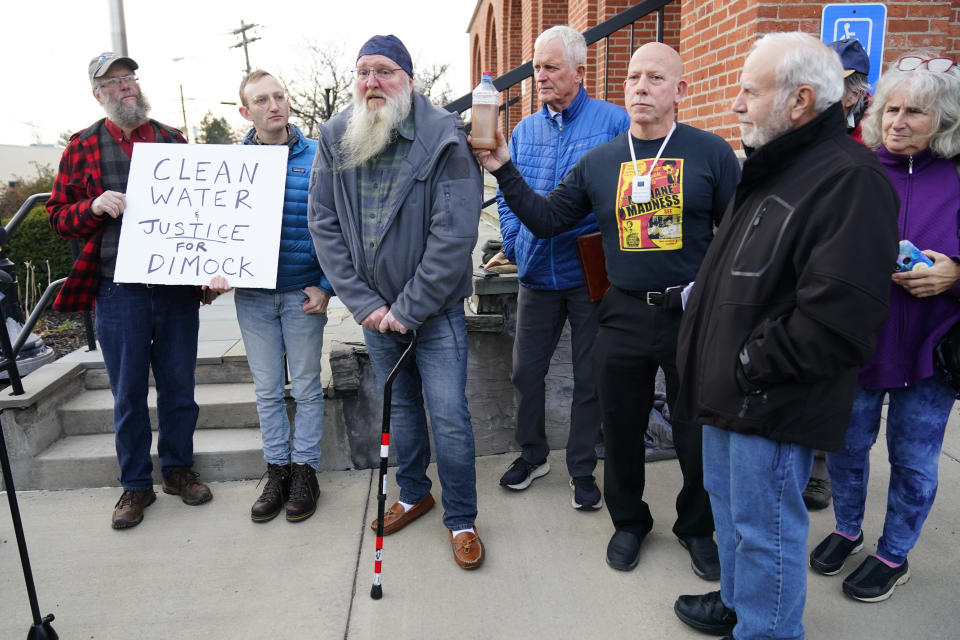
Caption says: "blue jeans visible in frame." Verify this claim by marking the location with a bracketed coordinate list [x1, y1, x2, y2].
[363, 307, 477, 531]
[235, 288, 327, 468]
[827, 375, 955, 564]
[95, 280, 200, 490]
[703, 425, 813, 640]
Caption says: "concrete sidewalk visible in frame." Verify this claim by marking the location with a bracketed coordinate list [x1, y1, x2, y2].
[2, 427, 959, 639]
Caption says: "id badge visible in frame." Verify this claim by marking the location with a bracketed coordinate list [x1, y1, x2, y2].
[631, 175, 651, 204]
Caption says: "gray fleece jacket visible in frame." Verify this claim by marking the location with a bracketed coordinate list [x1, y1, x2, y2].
[308, 92, 481, 329]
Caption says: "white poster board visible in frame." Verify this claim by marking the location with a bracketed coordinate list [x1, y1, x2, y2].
[114, 143, 288, 287]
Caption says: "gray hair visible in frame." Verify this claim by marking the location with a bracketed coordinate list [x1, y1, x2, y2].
[845, 71, 871, 127]
[534, 25, 586, 71]
[751, 32, 844, 113]
[861, 52, 960, 158]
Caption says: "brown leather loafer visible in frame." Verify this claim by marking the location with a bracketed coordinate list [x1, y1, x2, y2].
[162, 467, 213, 506]
[450, 528, 485, 569]
[370, 493, 435, 536]
[112, 488, 157, 529]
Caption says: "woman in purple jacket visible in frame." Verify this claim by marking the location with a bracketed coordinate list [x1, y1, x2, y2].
[809, 53, 960, 603]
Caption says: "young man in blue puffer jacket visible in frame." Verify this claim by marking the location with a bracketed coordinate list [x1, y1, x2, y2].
[210, 70, 333, 524]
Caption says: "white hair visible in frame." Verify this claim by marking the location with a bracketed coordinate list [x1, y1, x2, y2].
[534, 25, 586, 71]
[861, 52, 960, 158]
[751, 32, 844, 113]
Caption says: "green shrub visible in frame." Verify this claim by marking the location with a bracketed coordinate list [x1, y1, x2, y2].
[0, 206, 75, 312]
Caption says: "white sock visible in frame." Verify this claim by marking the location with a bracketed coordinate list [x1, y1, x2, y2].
[451, 527, 475, 537]
[398, 500, 414, 512]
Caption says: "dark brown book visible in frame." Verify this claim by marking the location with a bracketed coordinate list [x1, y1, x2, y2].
[575, 231, 610, 302]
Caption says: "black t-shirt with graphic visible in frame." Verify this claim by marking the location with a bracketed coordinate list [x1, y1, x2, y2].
[493, 123, 740, 291]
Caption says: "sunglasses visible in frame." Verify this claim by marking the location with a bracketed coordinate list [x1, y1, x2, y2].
[897, 56, 956, 73]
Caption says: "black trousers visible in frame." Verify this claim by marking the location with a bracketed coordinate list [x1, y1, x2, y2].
[592, 286, 713, 538]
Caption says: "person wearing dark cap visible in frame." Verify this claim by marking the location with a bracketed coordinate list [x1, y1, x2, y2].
[47, 52, 212, 530]
[801, 37, 874, 513]
[827, 38, 871, 142]
[308, 35, 485, 569]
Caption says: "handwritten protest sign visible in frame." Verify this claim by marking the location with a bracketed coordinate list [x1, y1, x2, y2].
[114, 143, 288, 287]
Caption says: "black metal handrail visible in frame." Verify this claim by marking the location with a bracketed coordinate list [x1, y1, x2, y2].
[0, 192, 97, 391]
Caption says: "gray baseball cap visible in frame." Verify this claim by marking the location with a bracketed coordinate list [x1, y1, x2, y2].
[89, 52, 138, 85]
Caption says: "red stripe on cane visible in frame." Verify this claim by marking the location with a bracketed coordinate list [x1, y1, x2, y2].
[374, 561, 381, 572]
[381, 433, 390, 446]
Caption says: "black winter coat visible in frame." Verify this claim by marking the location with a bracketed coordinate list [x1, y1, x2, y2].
[676, 103, 899, 451]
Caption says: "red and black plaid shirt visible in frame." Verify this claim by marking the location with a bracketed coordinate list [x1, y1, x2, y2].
[46, 118, 186, 311]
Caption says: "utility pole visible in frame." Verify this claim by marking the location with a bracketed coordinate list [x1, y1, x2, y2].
[231, 20, 261, 75]
[109, 0, 128, 55]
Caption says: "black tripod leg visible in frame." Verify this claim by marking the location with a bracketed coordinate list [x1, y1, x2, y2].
[0, 410, 58, 639]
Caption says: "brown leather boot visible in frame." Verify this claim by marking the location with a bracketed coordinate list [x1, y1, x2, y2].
[285, 463, 319, 522]
[162, 467, 213, 505]
[112, 489, 157, 529]
[251, 463, 291, 522]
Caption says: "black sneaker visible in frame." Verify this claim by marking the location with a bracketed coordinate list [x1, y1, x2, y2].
[843, 556, 910, 602]
[674, 590, 737, 635]
[809, 531, 863, 575]
[499, 456, 549, 490]
[570, 476, 602, 510]
[286, 463, 320, 522]
[251, 463, 291, 522]
[803, 476, 832, 510]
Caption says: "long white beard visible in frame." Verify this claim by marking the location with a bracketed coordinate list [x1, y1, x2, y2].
[102, 91, 151, 129]
[339, 88, 412, 170]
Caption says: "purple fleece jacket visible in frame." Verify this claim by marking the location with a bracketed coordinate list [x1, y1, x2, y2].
[858, 146, 960, 388]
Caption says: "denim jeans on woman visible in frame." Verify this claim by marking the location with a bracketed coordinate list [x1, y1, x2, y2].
[95, 280, 200, 490]
[703, 425, 813, 640]
[235, 288, 327, 468]
[362, 306, 477, 531]
[827, 374, 955, 564]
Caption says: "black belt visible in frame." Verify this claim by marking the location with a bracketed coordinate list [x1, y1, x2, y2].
[618, 285, 684, 310]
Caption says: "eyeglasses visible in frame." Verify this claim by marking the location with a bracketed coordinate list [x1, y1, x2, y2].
[97, 75, 139, 89]
[897, 57, 956, 73]
[353, 67, 403, 82]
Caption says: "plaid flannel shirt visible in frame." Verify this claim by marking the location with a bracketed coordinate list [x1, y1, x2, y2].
[46, 118, 187, 311]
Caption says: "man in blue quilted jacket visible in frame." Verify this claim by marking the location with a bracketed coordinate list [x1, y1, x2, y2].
[496, 25, 629, 509]
[210, 70, 333, 524]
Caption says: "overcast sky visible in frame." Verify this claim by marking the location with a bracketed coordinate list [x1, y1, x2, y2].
[3, 0, 478, 146]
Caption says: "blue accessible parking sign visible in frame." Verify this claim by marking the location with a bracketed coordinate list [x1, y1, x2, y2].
[821, 3, 887, 88]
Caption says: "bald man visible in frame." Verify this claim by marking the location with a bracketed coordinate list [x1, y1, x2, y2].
[475, 42, 740, 577]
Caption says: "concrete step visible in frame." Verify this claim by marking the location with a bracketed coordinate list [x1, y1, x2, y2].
[60, 383, 260, 435]
[29, 427, 264, 490]
[82, 360, 254, 390]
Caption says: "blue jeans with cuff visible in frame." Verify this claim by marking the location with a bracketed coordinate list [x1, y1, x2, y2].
[95, 280, 200, 490]
[363, 307, 477, 531]
[703, 425, 813, 640]
[235, 288, 327, 468]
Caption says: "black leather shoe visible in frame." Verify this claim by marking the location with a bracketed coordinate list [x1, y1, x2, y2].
[674, 590, 737, 635]
[678, 535, 721, 581]
[606, 530, 642, 571]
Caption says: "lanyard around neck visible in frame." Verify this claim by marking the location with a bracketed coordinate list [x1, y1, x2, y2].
[629, 122, 676, 178]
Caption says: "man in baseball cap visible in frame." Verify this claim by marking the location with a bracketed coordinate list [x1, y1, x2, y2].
[47, 53, 212, 530]
[825, 39, 871, 140]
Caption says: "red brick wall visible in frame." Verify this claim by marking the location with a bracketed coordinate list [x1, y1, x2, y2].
[467, 0, 960, 144]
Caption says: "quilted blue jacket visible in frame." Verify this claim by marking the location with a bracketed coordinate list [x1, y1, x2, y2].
[243, 124, 332, 293]
[497, 86, 629, 290]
